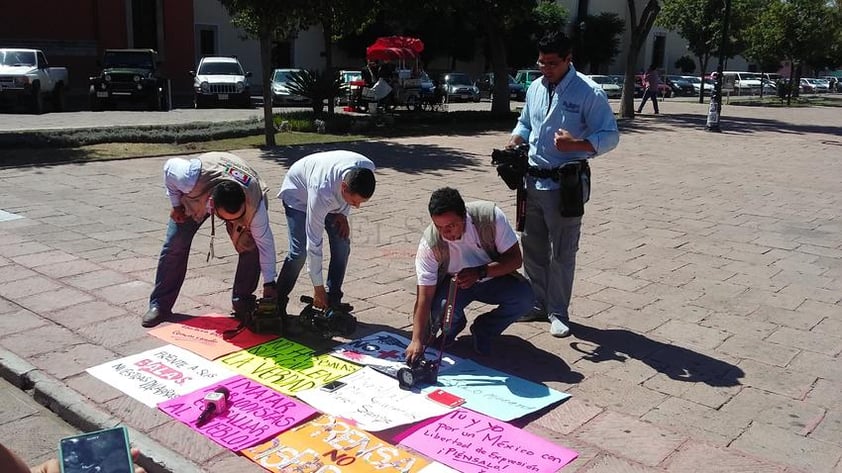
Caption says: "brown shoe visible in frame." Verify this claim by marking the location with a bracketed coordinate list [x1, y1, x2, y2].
[141, 307, 171, 328]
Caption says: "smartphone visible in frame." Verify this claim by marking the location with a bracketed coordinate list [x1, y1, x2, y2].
[426, 389, 465, 408]
[320, 380, 347, 392]
[59, 426, 133, 473]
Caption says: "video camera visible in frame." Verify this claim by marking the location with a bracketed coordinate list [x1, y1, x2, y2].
[224, 295, 284, 340]
[491, 143, 529, 190]
[298, 296, 358, 339]
[397, 356, 440, 390]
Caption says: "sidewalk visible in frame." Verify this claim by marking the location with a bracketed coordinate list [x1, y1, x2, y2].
[1, 101, 840, 472]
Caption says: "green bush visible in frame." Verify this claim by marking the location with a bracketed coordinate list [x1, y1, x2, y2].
[674, 56, 696, 74]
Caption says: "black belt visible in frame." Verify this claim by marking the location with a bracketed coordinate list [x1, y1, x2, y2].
[527, 161, 587, 180]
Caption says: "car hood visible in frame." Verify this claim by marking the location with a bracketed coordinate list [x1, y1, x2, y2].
[196, 74, 245, 84]
[101, 67, 152, 76]
[0, 65, 35, 75]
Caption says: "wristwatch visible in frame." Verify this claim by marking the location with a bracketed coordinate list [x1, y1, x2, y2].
[477, 265, 488, 280]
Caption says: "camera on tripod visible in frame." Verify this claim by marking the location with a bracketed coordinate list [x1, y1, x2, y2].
[491, 143, 529, 190]
[298, 296, 358, 339]
[397, 356, 440, 389]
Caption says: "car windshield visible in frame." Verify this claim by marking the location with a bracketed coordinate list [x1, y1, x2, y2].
[446, 74, 472, 85]
[0, 51, 36, 66]
[741, 73, 763, 81]
[103, 52, 153, 69]
[199, 62, 243, 75]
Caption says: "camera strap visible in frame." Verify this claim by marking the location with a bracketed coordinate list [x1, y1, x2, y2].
[435, 277, 458, 364]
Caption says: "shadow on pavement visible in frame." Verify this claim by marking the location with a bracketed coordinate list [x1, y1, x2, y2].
[258, 141, 485, 176]
[568, 322, 744, 387]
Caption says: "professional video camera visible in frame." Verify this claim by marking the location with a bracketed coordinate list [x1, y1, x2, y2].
[297, 296, 357, 339]
[223, 295, 284, 340]
[491, 143, 529, 190]
[397, 356, 439, 389]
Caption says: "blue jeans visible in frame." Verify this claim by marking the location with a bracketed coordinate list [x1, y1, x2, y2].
[149, 217, 260, 312]
[637, 88, 660, 113]
[276, 204, 350, 306]
[428, 274, 533, 344]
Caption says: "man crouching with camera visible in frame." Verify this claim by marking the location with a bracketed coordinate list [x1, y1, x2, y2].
[405, 187, 533, 363]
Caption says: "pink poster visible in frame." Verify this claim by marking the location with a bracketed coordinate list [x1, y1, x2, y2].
[158, 375, 317, 451]
[148, 314, 279, 360]
[399, 409, 578, 473]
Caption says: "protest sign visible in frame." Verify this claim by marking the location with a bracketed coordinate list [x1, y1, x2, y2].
[148, 314, 278, 360]
[86, 344, 235, 407]
[399, 408, 578, 473]
[241, 414, 429, 472]
[423, 359, 570, 421]
[295, 367, 453, 431]
[216, 338, 360, 395]
[158, 375, 316, 451]
[331, 330, 462, 378]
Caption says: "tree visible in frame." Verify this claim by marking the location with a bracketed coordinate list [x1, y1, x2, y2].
[217, 0, 310, 146]
[619, 0, 660, 118]
[674, 55, 696, 73]
[572, 13, 625, 74]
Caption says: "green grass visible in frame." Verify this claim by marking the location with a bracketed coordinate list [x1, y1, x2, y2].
[729, 95, 842, 107]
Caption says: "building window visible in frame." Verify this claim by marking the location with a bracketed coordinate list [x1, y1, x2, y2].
[132, 0, 158, 50]
[652, 35, 666, 69]
[197, 26, 218, 58]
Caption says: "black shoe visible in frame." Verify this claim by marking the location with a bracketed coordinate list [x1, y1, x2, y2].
[517, 307, 548, 322]
[141, 307, 171, 328]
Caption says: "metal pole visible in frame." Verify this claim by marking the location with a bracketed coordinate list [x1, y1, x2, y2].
[706, 0, 732, 132]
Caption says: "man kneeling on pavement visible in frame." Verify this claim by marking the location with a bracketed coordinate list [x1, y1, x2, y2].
[142, 151, 277, 327]
[405, 187, 533, 362]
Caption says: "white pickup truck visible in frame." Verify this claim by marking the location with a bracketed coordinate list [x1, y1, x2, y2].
[0, 48, 69, 113]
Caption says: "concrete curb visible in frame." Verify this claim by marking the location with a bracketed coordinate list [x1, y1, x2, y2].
[0, 348, 205, 473]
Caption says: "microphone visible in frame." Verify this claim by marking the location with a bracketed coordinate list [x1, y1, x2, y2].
[196, 386, 230, 427]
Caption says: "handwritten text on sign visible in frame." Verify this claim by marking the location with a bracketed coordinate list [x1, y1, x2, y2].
[86, 344, 234, 407]
[148, 314, 278, 360]
[216, 338, 360, 395]
[399, 409, 578, 473]
[158, 375, 316, 451]
[242, 414, 429, 472]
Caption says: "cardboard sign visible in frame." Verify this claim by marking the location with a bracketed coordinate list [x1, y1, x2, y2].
[423, 359, 570, 421]
[216, 338, 360, 395]
[331, 330, 462, 378]
[158, 375, 316, 451]
[242, 414, 429, 472]
[86, 344, 235, 408]
[295, 367, 453, 431]
[148, 314, 279, 360]
[399, 409, 578, 473]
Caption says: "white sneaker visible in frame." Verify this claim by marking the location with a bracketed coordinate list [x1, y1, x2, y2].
[549, 315, 570, 338]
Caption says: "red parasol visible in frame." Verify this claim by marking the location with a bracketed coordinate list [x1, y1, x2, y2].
[366, 36, 424, 61]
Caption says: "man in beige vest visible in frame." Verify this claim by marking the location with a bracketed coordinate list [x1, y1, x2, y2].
[405, 187, 533, 362]
[141, 152, 277, 327]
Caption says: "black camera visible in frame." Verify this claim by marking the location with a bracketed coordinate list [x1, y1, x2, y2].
[297, 296, 357, 339]
[491, 143, 529, 190]
[397, 357, 440, 389]
[225, 296, 283, 339]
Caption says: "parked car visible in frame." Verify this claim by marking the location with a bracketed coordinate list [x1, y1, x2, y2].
[336, 69, 362, 105]
[89, 49, 167, 111]
[664, 75, 696, 96]
[799, 78, 816, 94]
[805, 78, 830, 93]
[819, 76, 840, 92]
[0, 48, 69, 113]
[191, 56, 251, 108]
[587, 75, 622, 99]
[608, 74, 643, 97]
[722, 71, 764, 95]
[514, 69, 541, 88]
[270, 68, 311, 106]
[438, 72, 480, 102]
[635, 75, 672, 98]
[474, 72, 526, 101]
[681, 75, 714, 96]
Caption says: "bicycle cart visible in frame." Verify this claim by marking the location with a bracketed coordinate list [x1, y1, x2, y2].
[362, 36, 427, 112]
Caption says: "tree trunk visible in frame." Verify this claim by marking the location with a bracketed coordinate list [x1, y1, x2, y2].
[619, 48, 638, 118]
[698, 55, 709, 104]
[322, 22, 335, 115]
[619, 0, 659, 119]
[486, 23, 511, 115]
[260, 34, 276, 147]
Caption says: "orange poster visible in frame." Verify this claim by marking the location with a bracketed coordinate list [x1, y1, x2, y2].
[148, 314, 279, 360]
[242, 415, 429, 472]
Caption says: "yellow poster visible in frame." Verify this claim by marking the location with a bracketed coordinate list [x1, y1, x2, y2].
[242, 415, 429, 472]
[216, 338, 360, 395]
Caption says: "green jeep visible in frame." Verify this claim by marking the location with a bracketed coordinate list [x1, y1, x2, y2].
[89, 49, 169, 111]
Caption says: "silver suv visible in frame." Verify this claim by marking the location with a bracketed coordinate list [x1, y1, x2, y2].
[191, 56, 251, 108]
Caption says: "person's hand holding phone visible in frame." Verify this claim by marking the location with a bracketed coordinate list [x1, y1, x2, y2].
[33, 449, 146, 473]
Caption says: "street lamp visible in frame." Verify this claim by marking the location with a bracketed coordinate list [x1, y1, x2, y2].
[705, 0, 732, 132]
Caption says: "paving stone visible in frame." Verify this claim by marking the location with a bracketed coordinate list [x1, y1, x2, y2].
[0, 241, 53, 257]
[642, 397, 748, 446]
[11, 250, 78, 268]
[0, 380, 40, 424]
[62, 268, 134, 290]
[100, 256, 160, 273]
[34, 259, 105, 279]
[64, 372, 125, 405]
[17, 287, 95, 313]
[590, 287, 658, 310]
[731, 422, 842, 473]
[768, 325, 842, 357]
[76, 315, 149, 348]
[104, 395, 172, 431]
[588, 306, 671, 334]
[148, 419, 234, 465]
[717, 334, 800, 367]
[98, 280, 154, 305]
[649, 319, 730, 351]
[1, 323, 86, 357]
[750, 396, 828, 436]
[805, 379, 842, 410]
[30, 343, 117, 379]
[47, 300, 130, 329]
[568, 374, 667, 418]
[751, 305, 825, 331]
[572, 411, 686, 467]
[810, 409, 842, 446]
[578, 452, 663, 473]
[0, 307, 47, 335]
[527, 397, 604, 435]
[787, 351, 842, 383]
[664, 442, 787, 473]
[737, 358, 817, 400]
[0, 275, 62, 299]
[0, 411, 77, 465]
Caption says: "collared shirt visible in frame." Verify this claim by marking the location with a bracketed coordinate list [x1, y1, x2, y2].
[163, 157, 277, 282]
[414, 207, 519, 286]
[512, 64, 619, 190]
[278, 150, 376, 287]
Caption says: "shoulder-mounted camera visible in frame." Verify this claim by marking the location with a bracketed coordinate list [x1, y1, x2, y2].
[298, 296, 357, 339]
[491, 143, 529, 190]
[397, 356, 440, 389]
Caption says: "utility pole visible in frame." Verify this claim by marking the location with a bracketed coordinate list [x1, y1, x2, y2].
[705, 0, 732, 132]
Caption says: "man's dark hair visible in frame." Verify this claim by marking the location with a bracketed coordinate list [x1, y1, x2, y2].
[344, 167, 376, 198]
[538, 31, 573, 57]
[428, 187, 466, 218]
[212, 180, 246, 214]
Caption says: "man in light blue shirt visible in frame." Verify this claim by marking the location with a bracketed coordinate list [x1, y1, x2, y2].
[507, 31, 619, 338]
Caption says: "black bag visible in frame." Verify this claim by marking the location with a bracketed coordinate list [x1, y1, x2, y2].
[558, 161, 590, 217]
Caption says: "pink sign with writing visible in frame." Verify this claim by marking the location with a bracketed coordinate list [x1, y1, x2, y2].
[158, 375, 317, 451]
[148, 314, 279, 360]
[399, 409, 578, 473]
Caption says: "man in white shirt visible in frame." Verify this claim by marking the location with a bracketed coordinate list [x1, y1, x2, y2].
[405, 187, 533, 361]
[276, 150, 376, 313]
[142, 152, 277, 327]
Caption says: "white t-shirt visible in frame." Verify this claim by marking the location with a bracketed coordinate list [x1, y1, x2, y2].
[415, 206, 518, 286]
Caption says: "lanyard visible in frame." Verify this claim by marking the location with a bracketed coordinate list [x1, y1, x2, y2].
[546, 82, 557, 115]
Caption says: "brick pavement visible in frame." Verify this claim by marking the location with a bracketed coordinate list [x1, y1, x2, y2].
[0, 100, 841, 472]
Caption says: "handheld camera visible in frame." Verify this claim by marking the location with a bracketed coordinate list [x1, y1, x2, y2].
[491, 143, 529, 190]
[298, 296, 357, 339]
[224, 295, 284, 340]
